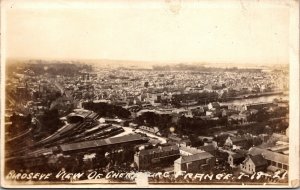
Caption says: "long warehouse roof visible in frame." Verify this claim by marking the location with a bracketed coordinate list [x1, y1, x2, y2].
[59, 134, 145, 152]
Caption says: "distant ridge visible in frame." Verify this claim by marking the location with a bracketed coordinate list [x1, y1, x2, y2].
[6, 58, 288, 70]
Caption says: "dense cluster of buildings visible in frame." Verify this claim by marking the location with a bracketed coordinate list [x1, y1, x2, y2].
[5, 61, 289, 183]
[132, 131, 289, 177]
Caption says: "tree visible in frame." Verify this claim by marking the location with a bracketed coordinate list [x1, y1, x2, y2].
[144, 81, 149, 88]
[82, 102, 131, 118]
[9, 113, 32, 133]
[39, 109, 63, 134]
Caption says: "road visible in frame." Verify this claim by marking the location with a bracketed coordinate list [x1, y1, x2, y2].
[135, 129, 167, 144]
[112, 126, 134, 137]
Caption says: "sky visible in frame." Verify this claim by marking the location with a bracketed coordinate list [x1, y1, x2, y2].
[2, 0, 292, 65]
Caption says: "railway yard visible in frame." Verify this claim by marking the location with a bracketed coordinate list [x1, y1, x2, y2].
[5, 108, 154, 174]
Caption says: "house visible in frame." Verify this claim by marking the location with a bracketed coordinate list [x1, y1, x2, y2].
[174, 151, 215, 173]
[248, 147, 289, 172]
[240, 154, 268, 174]
[134, 145, 180, 170]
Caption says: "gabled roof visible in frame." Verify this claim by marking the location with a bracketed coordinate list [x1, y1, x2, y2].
[249, 154, 268, 167]
[249, 147, 288, 165]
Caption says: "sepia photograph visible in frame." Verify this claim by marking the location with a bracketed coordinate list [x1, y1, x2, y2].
[1, 0, 299, 188]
